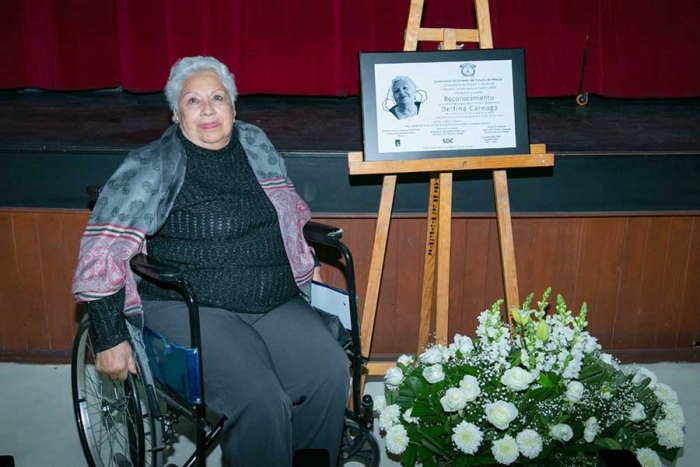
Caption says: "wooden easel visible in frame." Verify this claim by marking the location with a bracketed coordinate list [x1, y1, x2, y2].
[350, 0, 554, 376]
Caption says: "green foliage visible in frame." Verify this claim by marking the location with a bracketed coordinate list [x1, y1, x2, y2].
[375, 291, 686, 467]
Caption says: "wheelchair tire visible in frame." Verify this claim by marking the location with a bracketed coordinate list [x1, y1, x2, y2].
[338, 419, 380, 467]
[72, 317, 164, 467]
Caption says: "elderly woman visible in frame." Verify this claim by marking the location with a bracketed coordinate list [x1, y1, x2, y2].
[389, 75, 421, 120]
[72, 56, 349, 466]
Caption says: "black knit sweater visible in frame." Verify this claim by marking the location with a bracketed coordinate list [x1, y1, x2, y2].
[87, 129, 298, 352]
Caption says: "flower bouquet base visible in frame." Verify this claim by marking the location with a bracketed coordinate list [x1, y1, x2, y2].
[376, 289, 685, 467]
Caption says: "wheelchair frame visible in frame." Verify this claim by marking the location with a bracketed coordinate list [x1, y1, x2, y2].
[72, 217, 378, 467]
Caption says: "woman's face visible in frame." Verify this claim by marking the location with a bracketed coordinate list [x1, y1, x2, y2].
[175, 71, 235, 150]
[392, 79, 416, 107]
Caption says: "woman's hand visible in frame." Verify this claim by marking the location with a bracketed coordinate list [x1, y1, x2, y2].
[95, 341, 137, 381]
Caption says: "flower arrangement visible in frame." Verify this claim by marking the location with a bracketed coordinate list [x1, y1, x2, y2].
[376, 289, 685, 467]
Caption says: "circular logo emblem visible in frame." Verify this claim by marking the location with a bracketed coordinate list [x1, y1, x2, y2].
[460, 63, 476, 77]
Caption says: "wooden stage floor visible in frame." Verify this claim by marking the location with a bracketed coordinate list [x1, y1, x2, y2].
[1, 90, 699, 155]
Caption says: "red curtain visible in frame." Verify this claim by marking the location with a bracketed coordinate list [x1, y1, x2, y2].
[1, 0, 699, 97]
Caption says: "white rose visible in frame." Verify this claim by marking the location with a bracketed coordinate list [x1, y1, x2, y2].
[484, 401, 519, 430]
[449, 334, 474, 356]
[500, 367, 535, 391]
[443, 346, 456, 362]
[599, 353, 618, 368]
[459, 375, 481, 401]
[565, 381, 584, 403]
[422, 364, 445, 383]
[583, 417, 599, 443]
[628, 402, 646, 422]
[550, 423, 573, 442]
[440, 387, 468, 412]
[420, 346, 446, 365]
[397, 354, 414, 366]
[384, 366, 404, 387]
[631, 367, 658, 388]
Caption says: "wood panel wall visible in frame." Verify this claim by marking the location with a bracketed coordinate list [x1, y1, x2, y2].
[0, 209, 89, 360]
[2, 209, 699, 362]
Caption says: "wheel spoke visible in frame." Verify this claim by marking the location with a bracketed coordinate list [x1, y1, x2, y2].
[73, 319, 164, 467]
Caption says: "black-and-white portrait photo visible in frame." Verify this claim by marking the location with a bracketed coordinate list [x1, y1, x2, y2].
[385, 76, 424, 120]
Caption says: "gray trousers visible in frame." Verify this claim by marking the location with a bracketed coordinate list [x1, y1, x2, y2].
[142, 295, 350, 466]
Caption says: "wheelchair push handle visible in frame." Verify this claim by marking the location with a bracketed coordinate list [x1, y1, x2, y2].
[86, 185, 102, 200]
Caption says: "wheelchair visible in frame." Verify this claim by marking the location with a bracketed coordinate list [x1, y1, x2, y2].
[71, 214, 379, 467]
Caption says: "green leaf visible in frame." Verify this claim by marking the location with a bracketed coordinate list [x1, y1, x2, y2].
[656, 446, 681, 462]
[594, 437, 623, 451]
[583, 373, 607, 385]
[410, 400, 433, 417]
[396, 395, 421, 406]
[402, 444, 418, 467]
[508, 352, 522, 368]
[635, 434, 657, 448]
[416, 427, 448, 456]
[579, 363, 603, 381]
[560, 442, 601, 454]
[601, 419, 626, 438]
[420, 424, 450, 439]
[408, 374, 429, 393]
[528, 386, 555, 403]
[538, 373, 555, 388]
[539, 413, 553, 426]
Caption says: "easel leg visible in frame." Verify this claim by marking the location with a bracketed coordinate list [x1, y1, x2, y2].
[474, 0, 494, 49]
[361, 175, 397, 379]
[435, 172, 453, 343]
[403, 0, 425, 51]
[493, 170, 519, 321]
[417, 175, 440, 354]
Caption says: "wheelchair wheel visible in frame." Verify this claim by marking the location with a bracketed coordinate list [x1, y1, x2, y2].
[338, 419, 380, 467]
[72, 317, 163, 467]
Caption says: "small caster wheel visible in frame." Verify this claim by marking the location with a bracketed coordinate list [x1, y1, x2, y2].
[576, 92, 589, 106]
[338, 419, 380, 466]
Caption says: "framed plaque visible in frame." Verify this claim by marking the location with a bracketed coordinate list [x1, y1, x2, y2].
[359, 48, 529, 162]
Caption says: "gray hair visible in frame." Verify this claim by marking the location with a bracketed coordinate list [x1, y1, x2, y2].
[391, 75, 417, 91]
[164, 56, 238, 114]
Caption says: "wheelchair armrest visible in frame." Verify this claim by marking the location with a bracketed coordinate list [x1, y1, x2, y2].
[303, 221, 343, 247]
[130, 253, 183, 284]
